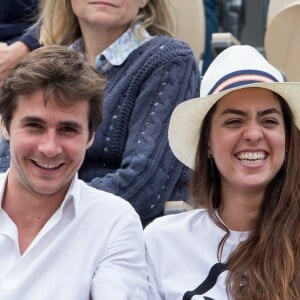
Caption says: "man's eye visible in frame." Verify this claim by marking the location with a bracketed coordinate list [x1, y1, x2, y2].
[61, 127, 77, 133]
[26, 123, 43, 129]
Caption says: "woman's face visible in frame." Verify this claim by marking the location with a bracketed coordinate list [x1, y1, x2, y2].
[71, 0, 148, 32]
[208, 87, 286, 194]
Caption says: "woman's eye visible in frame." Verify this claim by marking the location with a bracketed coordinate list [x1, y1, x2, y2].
[224, 119, 243, 126]
[262, 118, 279, 126]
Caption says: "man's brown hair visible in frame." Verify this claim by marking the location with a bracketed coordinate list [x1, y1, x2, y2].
[0, 45, 106, 139]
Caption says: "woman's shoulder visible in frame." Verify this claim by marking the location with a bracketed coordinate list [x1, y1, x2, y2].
[149, 35, 191, 46]
[124, 35, 198, 75]
[144, 209, 215, 257]
[139, 35, 195, 57]
[144, 208, 208, 236]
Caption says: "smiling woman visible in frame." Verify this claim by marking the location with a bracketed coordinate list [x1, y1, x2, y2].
[208, 88, 286, 203]
[144, 45, 300, 300]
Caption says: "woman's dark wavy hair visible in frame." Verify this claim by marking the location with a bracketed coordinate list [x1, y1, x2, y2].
[190, 92, 300, 299]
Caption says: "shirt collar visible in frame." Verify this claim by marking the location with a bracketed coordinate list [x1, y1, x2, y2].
[70, 24, 152, 72]
[100, 25, 152, 66]
[0, 171, 80, 216]
[60, 173, 81, 215]
[0, 171, 8, 206]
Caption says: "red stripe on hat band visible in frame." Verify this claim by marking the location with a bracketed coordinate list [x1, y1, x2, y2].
[212, 74, 275, 94]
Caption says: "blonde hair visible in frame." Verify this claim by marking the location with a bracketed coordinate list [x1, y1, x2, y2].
[39, 0, 173, 46]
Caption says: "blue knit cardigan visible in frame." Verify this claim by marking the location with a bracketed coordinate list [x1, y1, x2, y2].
[0, 36, 200, 224]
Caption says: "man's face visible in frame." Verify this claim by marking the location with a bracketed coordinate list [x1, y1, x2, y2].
[3, 89, 94, 198]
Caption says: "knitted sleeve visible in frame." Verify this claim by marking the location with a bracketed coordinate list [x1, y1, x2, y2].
[0, 138, 9, 172]
[18, 23, 41, 51]
[87, 40, 200, 224]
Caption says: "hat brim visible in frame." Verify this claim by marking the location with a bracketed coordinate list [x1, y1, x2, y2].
[168, 82, 300, 169]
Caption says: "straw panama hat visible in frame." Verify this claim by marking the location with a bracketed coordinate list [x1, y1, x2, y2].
[168, 45, 300, 170]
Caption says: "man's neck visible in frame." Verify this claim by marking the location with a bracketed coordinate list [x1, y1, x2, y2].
[2, 177, 66, 254]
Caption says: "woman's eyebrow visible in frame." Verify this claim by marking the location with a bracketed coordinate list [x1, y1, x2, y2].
[257, 108, 282, 117]
[221, 108, 246, 116]
[220, 107, 282, 117]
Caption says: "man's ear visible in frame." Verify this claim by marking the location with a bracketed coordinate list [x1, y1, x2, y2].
[87, 132, 95, 149]
[1, 120, 10, 141]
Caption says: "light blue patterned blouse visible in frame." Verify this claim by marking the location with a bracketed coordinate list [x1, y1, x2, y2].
[70, 25, 152, 73]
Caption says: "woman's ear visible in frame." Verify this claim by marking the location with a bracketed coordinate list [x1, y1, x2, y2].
[207, 147, 213, 158]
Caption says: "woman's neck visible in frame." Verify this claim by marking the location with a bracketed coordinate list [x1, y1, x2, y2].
[218, 187, 263, 232]
[79, 23, 128, 66]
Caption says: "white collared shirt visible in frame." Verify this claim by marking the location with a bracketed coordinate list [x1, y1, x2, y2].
[0, 172, 149, 300]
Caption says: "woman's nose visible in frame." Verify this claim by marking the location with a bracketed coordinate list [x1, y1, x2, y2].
[242, 122, 263, 142]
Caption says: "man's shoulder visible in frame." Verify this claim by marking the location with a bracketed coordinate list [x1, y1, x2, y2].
[0, 172, 6, 181]
[76, 180, 143, 230]
[78, 179, 138, 216]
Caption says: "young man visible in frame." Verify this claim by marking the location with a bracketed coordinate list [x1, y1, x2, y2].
[0, 45, 149, 299]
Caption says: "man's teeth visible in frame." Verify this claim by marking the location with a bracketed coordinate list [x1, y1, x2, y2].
[35, 162, 60, 169]
[237, 152, 266, 161]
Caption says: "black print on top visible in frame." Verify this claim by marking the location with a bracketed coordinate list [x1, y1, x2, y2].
[182, 262, 228, 300]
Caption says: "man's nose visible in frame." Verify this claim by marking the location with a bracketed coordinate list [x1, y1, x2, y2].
[37, 130, 62, 157]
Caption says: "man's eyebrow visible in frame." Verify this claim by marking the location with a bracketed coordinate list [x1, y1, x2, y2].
[21, 116, 45, 124]
[20, 117, 84, 130]
[58, 121, 84, 130]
